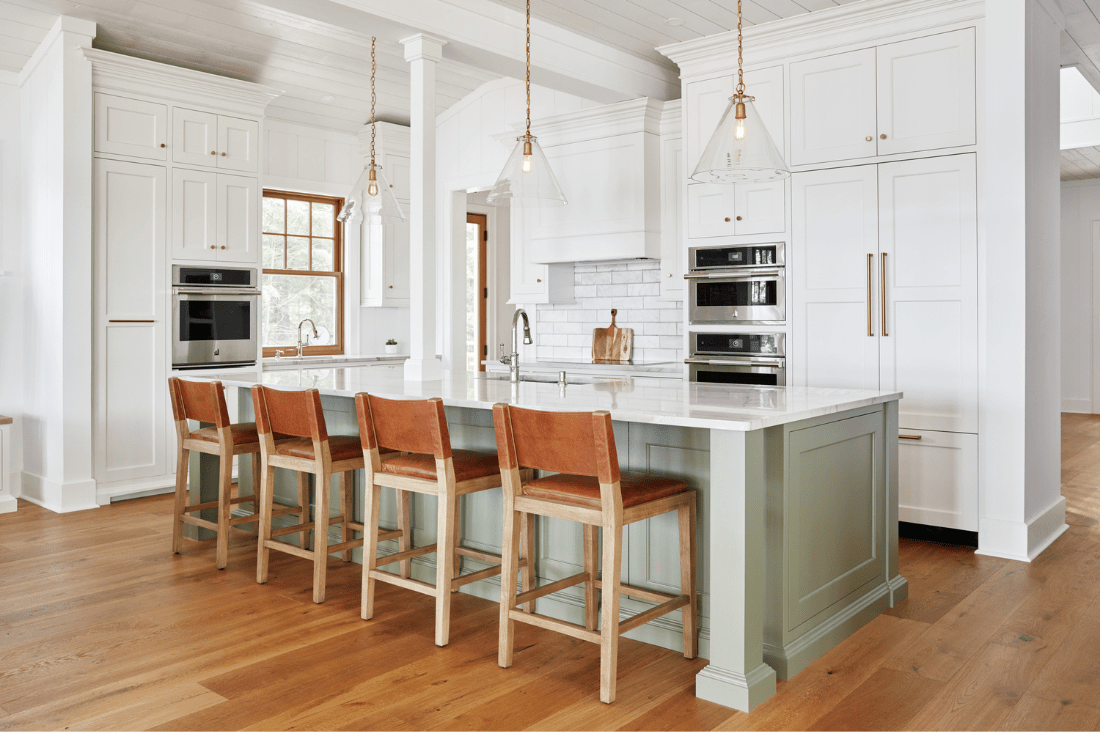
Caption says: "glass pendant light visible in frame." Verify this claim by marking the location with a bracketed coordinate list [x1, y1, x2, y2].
[363, 37, 406, 220]
[486, 0, 567, 207]
[691, 0, 789, 183]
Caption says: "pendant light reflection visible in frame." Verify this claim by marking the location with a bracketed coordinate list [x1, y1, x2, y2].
[690, 0, 789, 183]
[486, 0, 567, 207]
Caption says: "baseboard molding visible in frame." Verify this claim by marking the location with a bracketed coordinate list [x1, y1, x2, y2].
[0, 495, 17, 514]
[97, 477, 176, 505]
[20, 472, 99, 513]
[1062, 398, 1093, 414]
[977, 496, 1068, 562]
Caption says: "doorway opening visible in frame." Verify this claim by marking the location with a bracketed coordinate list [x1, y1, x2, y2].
[466, 213, 488, 372]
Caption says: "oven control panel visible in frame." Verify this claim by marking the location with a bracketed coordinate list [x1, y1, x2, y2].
[693, 332, 785, 357]
[690, 242, 784, 271]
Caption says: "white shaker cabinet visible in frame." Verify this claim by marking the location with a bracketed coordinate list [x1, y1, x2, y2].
[172, 108, 259, 173]
[93, 158, 168, 485]
[790, 48, 878, 166]
[361, 214, 411, 307]
[659, 134, 684, 300]
[171, 170, 258, 263]
[217, 115, 260, 173]
[94, 93, 168, 161]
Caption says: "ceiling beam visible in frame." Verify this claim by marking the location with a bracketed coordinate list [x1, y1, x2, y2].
[243, 0, 681, 104]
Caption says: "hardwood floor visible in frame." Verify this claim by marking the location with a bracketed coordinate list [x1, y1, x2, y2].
[2, 415, 1100, 730]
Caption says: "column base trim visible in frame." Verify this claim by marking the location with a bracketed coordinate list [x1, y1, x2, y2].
[19, 472, 99, 513]
[695, 662, 776, 712]
[0, 495, 17, 514]
[976, 496, 1068, 562]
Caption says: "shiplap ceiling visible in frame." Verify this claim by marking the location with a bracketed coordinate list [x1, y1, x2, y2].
[1062, 146, 1100, 180]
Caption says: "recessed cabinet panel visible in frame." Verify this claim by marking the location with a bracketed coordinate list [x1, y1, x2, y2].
[217, 116, 260, 173]
[100, 161, 167, 318]
[734, 181, 785, 235]
[660, 136, 685, 300]
[217, 174, 258, 263]
[790, 48, 878, 166]
[94, 94, 167, 161]
[171, 168, 217, 261]
[385, 154, 411, 202]
[384, 215, 411, 303]
[172, 108, 218, 167]
[102, 325, 165, 480]
[879, 154, 978, 433]
[898, 430, 978, 531]
[877, 29, 976, 156]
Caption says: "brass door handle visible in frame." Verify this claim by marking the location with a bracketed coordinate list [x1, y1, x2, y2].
[881, 252, 888, 337]
[899, 434, 922, 441]
[866, 253, 874, 337]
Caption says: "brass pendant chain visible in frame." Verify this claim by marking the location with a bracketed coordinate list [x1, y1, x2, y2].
[525, 0, 532, 140]
[370, 36, 377, 169]
[735, 0, 745, 99]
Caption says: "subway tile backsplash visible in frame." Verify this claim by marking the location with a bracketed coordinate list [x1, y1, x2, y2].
[534, 261, 684, 363]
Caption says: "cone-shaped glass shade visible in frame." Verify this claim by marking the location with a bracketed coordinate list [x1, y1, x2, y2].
[691, 96, 789, 183]
[364, 165, 406, 221]
[486, 136, 567, 207]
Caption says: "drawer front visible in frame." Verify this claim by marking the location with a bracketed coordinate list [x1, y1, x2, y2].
[898, 429, 978, 531]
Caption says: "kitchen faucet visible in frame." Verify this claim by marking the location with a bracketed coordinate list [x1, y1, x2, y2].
[297, 318, 319, 357]
[499, 309, 533, 383]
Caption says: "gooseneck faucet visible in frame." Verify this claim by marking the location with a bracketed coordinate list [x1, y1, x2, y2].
[297, 318, 319, 357]
[499, 309, 533, 383]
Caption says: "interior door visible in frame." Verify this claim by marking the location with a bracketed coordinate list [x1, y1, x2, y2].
[172, 107, 218, 167]
[878, 154, 978, 433]
[171, 167, 217, 261]
[790, 48, 878, 166]
[792, 164, 880, 390]
[94, 158, 167, 484]
[876, 29, 976, 156]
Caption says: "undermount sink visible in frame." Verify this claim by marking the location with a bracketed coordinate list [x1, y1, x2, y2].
[481, 372, 622, 386]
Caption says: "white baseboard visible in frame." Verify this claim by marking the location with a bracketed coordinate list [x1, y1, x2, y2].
[19, 472, 99, 513]
[97, 476, 176, 504]
[1061, 398, 1093, 414]
[0, 495, 17, 514]
[976, 496, 1068, 562]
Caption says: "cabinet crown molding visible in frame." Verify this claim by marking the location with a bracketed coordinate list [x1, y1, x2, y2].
[497, 97, 665, 149]
[83, 48, 282, 118]
[658, 0, 982, 79]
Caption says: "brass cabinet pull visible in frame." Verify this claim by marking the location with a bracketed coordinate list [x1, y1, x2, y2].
[899, 434, 922, 441]
[159, 143, 166, 148]
[865, 136, 873, 142]
[866, 253, 874, 337]
[880, 133, 887, 139]
[536, 278, 542, 283]
[221, 152, 227, 156]
[736, 215, 743, 221]
[210, 151, 216, 155]
[724, 217, 731, 222]
[220, 246, 226, 249]
[109, 319, 154, 323]
[881, 252, 888, 337]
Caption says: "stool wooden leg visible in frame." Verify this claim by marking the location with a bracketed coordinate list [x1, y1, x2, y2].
[583, 523, 599, 630]
[362, 481, 382, 620]
[679, 495, 698, 660]
[452, 496, 463, 586]
[313, 470, 331, 604]
[520, 513, 535, 613]
[297, 472, 311, 551]
[397, 490, 412, 579]
[599, 521, 623, 704]
[340, 470, 354, 563]
[256, 460, 276, 584]
[216, 451, 233, 570]
[434, 487, 458, 646]
[498, 503, 521, 668]
[250, 453, 262, 511]
[172, 447, 189, 555]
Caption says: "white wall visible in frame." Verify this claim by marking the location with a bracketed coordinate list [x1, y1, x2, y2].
[19, 18, 98, 512]
[0, 80, 23, 496]
[1060, 182, 1098, 413]
[263, 119, 409, 357]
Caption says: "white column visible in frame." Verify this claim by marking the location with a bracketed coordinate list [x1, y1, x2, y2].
[402, 34, 446, 381]
[979, 0, 1067, 560]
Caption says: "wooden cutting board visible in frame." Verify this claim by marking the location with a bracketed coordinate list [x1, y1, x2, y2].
[591, 309, 634, 363]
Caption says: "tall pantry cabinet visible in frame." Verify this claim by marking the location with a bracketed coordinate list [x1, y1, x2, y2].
[87, 49, 279, 503]
[660, 6, 983, 533]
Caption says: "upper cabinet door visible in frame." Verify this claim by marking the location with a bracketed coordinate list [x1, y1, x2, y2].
[878, 154, 978, 433]
[217, 116, 260, 173]
[94, 94, 168, 161]
[685, 75, 737, 239]
[172, 107, 218, 167]
[384, 153, 411, 203]
[876, 29, 976, 156]
[171, 168, 218, 261]
[790, 48, 877, 166]
[659, 135, 684, 300]
[217, 174, 259, 263]
[791, 164, 880, 391]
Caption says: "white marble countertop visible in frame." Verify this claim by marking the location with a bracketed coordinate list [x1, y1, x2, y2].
[213, 367, 901, 432]
[483, 359, 682, 376]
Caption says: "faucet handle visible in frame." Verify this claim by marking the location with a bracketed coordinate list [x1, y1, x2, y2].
[499, 343, 511, 365]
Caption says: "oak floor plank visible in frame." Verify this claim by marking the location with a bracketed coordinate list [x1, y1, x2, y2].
[806, 668, 944, 731]
[56, 682, 227, 732]
[996, 693, 1100, 731]
[613, 683, 733, 731]
[1024, 590, 1100, 705]
[883, 544, 1007, 625]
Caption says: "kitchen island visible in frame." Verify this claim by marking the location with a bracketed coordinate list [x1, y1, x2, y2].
[194, 367, 905, 712]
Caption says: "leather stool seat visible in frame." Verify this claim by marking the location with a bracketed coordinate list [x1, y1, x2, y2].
[273, 435, 382, 462]
[380, 450, 500, 483]
[190, 422, 262, 445]
[523, 472, 690, 509]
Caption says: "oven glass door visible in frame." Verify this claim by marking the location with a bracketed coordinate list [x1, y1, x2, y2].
[687, 359, 786, 386]
[173, 291, 259, 367]
[688, 272, 785, 324]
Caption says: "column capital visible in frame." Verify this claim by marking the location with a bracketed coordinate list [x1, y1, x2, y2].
[401, 33, 447, 64]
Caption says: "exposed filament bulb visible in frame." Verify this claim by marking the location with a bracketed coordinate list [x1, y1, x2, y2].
[367, 167, 379, 197]
[521, 137, 534, 174]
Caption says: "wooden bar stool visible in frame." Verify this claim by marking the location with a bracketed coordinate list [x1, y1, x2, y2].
[355, 393, 534, 647]
[252, 385, 380, 604]
[492, 403, 698, 704]
[168, 378, 303, 569]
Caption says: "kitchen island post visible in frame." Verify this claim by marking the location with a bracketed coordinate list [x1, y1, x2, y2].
[189, 369, 906, 712]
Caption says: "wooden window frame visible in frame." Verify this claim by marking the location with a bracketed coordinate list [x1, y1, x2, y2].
[261, 189, 345, 357]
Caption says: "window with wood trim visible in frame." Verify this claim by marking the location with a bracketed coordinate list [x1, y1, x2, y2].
[261, 190, 344, 356]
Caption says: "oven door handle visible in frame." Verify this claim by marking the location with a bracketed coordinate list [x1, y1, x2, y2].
[685, 358, 785, 368]
[684, 269, 783, 280]
[173, 288, 261, 297]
